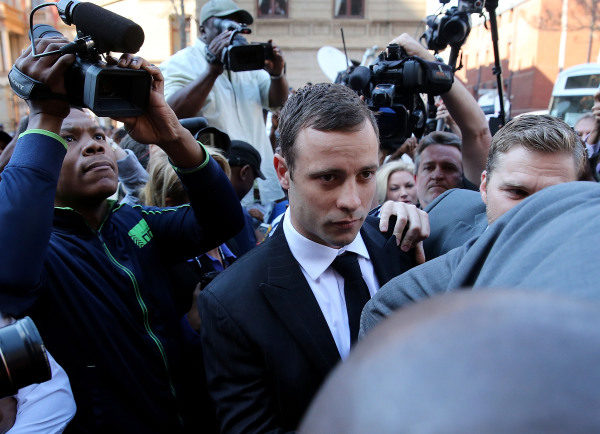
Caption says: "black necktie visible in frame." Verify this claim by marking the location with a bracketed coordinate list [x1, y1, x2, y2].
[330, 252, 371, 345]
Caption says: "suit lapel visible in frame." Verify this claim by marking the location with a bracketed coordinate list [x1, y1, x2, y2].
[260, 227, 341, 378]
[361, 219, 413, 286]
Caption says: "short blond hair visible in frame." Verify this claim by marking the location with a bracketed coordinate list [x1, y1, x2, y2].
[486, 115, 585, 177]
[140, 146, 230, 207]
[375, 160, 415, 205]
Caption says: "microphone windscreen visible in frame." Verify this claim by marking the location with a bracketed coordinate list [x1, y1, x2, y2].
[349, 66, 372, 93]
[71, 2, 144, 53]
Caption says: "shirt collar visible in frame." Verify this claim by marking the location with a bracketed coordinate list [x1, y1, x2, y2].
[282, 209, 370, 281]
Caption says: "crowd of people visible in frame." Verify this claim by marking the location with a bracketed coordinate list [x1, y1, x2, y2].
[0, 0, 599, 432]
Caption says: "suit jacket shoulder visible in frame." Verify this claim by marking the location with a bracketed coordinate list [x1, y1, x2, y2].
[424, 188, 487, 260]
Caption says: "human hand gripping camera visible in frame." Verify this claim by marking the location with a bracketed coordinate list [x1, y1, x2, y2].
[9, 0, 203, 168]
[12, 42, 203, 171]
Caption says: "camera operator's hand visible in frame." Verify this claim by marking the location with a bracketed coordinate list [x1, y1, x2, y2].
[13, 37, 75, 131]
[113, 54, 205, 169]
[389, 33, 436, 63]
[206, 30, 232, 75]
[264, 40, 285, 77]
[379, 200, 429, 264]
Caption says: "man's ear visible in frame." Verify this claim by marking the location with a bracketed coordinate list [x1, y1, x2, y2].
[480, 170, 488, 205]
[273, 154, 290, 190]
[239, 164, 252, 180]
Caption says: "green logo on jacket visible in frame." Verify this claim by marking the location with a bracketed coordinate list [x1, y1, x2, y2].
[128, 219, 153, 248]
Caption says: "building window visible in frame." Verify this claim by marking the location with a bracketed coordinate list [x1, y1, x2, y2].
[170, 14, 191, 54]
[334, 0, 364, 18]
[257, 0, 288, 18]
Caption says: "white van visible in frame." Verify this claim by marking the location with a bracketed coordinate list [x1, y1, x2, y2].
[548, 63, 600, 126]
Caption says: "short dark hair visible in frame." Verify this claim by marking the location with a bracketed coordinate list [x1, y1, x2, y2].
[414, 131, 462, 172]
[277, 83, 378, 173]
[486, 114, 585, 177]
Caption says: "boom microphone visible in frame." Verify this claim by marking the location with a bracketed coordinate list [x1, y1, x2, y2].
[56, 0, 144, 53]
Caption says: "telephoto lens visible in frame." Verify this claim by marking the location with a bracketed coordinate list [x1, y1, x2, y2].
[0, 317, 51, 398]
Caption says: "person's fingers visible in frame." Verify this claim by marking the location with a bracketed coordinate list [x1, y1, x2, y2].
[393, 208, 409, 247]
[118, 53, 134, 67]
[414, 242, 426, 265]
[378, 200, 394, 232]
[419, 208, 430, 239]
[400, 204, 422, 251]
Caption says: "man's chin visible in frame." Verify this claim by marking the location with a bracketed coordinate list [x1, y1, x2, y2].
[324, 222, 363, 248]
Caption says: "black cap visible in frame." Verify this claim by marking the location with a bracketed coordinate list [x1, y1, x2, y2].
[228, 140, 266, 180]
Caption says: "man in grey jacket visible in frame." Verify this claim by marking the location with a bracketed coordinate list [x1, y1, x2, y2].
[361, 114, 586, 334]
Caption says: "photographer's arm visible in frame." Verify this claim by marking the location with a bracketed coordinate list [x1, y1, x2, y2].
[0, 39, 73, 297]
[115, 55, 205, 168]
[390, 33, 492, 184]
[265, 42, 288, 108]
[116, 54, 244, 254]
[166, 32, 230, 118]
[440, 77, 491, 184]
[166, 67, 221, 119]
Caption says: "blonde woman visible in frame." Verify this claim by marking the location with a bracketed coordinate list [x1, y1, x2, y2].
[375, 160, 418, 206]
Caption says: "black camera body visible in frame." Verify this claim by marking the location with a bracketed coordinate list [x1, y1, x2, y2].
[0, 317, 51, 399]
[213, 18, 274, 72]
[32, 24, 151, 117]
[424, 0, 484, 51]
[346, 44, 454, 150]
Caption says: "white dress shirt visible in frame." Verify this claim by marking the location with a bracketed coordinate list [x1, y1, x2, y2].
[283, 210, 380, 359]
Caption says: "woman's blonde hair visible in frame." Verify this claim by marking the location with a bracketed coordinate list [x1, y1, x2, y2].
[375, 160, 415, 205]
[140, 146, 231, 207]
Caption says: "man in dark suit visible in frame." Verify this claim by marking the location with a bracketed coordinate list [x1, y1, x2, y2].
[361, 114, 586, 334]
[198, 83, 421, 432]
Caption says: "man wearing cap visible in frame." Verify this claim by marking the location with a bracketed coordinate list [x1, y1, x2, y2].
[227, 139, 266, 256]
[160, 0, 288, 209]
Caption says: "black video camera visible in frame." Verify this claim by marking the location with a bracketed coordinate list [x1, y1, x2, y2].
[9, 0, 150, 117]
[346, 44, 454, 150]
[0, 317, 51, 398]
[213, 18, 274, 71]
[423, 0, 484, 52]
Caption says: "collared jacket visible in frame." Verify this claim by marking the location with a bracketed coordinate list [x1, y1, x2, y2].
[0, 130, 243, 433]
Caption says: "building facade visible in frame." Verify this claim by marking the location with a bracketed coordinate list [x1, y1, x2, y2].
[455, 0, 600, 116]
[0, 0, 29, 132]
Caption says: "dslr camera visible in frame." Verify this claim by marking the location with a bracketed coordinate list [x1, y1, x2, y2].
[423, 0, 484, 51]
[345, 44, 454, 150]
[9, 0, 150, 117]
[211, 18, 274, 71]
[0, 317, 51, 398]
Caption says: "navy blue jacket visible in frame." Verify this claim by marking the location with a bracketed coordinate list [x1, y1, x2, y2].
[0, 131, 243, 433]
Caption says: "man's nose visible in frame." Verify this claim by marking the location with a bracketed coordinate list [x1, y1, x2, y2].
[431, 166, 444, 179]
[82, 139, 106, 156]
[337, 181, 362, 212]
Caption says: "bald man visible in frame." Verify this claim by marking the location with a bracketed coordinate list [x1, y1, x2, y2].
[302, 291, 600, 433]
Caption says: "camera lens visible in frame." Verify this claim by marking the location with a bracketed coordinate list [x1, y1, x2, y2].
[0, 317, 51, 398]
[440, 16, 469, 45]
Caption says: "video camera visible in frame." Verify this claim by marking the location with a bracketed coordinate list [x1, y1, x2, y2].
[423, 0, 484, 52]
[9, 0, 150, 117]
[0, 317, 51, 398]
[344, 44, 454, 150]
[213, 18, 274, 71]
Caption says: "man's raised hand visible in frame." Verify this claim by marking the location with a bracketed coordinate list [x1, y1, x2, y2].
[379, 200, 430, 264]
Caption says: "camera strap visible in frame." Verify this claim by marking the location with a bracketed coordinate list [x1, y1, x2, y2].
[8, 66, 69, 102]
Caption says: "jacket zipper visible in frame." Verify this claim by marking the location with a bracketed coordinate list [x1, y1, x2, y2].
[98, 233, 178, 400]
